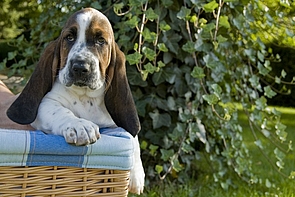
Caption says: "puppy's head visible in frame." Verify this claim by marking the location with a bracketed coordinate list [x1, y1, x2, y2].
[58, 8, 114, 90]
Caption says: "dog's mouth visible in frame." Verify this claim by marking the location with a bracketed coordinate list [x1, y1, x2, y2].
[70, 80, 94, 90]
[74, 81, 88, 87]
[70, 79, 103, 90]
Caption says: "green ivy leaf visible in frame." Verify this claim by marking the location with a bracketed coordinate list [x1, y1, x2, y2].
[255, 96, 267, 110]
[181, 143, 195, 153]
[203, 53, 220, 70]
[126, 52, 142, 65]
[149, 110, 171, 129]
[160, 149, 174, 161]
[217, 35, 228, 43]
[261, 129, 270, 138]
[191, 66, 205, 79]
[281, 69, 287, 78]
[127, 65, 148, 87]
[0, 58, 7, 70]
[136, 99, 148, 116]
[219, 16, 230, 29]
[133, 43, 139, 51]
[276, 122, 287, 132]
[157, 43, 168, 52]
[162, 31, 182, 54]
[90, 1, 102, 9]
[249, 75, 260, 89]
[152, 68, 176, 85]
[142, 46, 156, 61]
[149, 144, 159, 156]
[203, 94, 219, 105]
[171, 158, 183, 172]
[276, 161, 285, 170]
[265, 179, 272, 188]
[257, 51, 265, 62]
[152, 70, 166, 85]
[190, 14, 198, 23]
[196, 119, 207, 144]
[177, 6, 191, 20]
[182, 41, 196, 53]
[129, 0, 147, 6]
[142, 28, 157, 43]
[113, 3, 124, 13]
[203, 1, 219, 13]
[8, 51, 17, 60]
[155, 165, 163, 174]
[146, 8, 158, 21]
[202, 22, 216, 35]
[211, 84, 222, 99]
[244, 48, 256, 62]
[159, 21, 171, 32]
[167, 96, 176, 110]
[157, 61, 165, 68]
[163, 52, 173, 64]
[257, 62, 271, 76]
[125, 15, 139, 28]
[275, 76, 281, 84]
[233, 14, 245, 29]
[178, 108, 194, 122]
[254, 140, 264, 149]
[175, 74, 188, 96]
[144, 63, 157, 74]
[274, 148, 286, 161]
[140, 140, 148, 150]
[275, 122, 287, 142]
[264, 86, 277, 98]
[161, 0, 173, 7]
[141, 70, 149, 81]
[169, 123, 186, 140]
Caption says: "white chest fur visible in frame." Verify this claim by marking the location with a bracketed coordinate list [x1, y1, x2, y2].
[32, 79, 116, 132]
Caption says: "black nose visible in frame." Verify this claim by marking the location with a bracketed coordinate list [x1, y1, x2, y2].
[72, 61, 90, 76]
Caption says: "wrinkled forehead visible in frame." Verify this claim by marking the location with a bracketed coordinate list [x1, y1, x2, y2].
[63, 8, 113, 40]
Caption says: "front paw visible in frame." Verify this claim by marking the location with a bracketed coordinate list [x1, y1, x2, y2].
[129, 164, 145, 194]
[61, 119, 100, 146]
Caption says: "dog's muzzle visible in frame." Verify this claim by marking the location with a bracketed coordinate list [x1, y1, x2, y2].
[72, 60, 90, 77]
[68, 59, 92, 87]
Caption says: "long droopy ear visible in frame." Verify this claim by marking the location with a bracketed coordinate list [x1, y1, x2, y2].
[6, 40, 60, 124]
[105, 44, 141, 137]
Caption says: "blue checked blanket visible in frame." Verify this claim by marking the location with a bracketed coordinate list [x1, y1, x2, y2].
[0, 127, 134, 170]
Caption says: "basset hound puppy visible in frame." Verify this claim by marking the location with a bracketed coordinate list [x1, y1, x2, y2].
[6, 8, 144, 194]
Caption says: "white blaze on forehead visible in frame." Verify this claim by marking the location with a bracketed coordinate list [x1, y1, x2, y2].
[76, 9, 112, 42]
[76, 11, 93, 44]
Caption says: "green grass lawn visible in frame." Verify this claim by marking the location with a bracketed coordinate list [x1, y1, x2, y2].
[130, 106, 295, 197]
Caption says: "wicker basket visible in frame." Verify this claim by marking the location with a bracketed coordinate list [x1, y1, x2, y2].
[0, 166, 130, 197]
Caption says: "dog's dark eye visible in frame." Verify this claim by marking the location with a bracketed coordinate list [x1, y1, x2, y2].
[66, 34, 76, 42]
[95, 37, 105, 45]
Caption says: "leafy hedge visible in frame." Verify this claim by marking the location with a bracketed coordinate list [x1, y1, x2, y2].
[0, 0, 293, 189]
